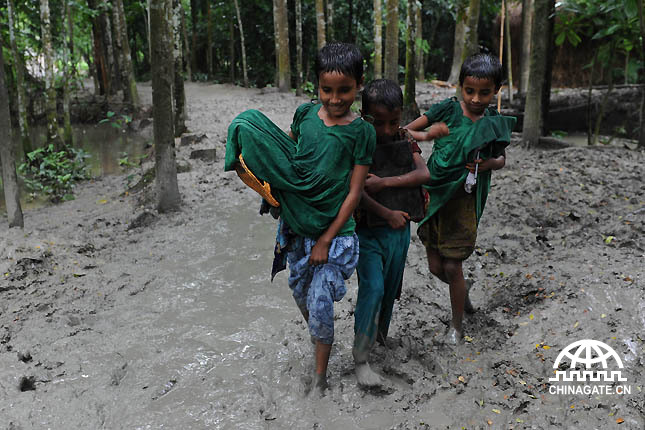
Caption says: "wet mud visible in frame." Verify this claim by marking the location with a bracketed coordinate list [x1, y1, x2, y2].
[0, 82, 643, 429]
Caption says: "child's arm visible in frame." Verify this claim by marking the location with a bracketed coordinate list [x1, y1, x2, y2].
[364, 152, 430, 195]
[309, 164, 370, 265]
[360, 191, 410, 229]
[404, 116, 450, 142]
[465, 152, 506, 173]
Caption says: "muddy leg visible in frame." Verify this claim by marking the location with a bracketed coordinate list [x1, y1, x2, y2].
[464, 278, 475, 314]
[426, 247, 449, 284]
[443, 258, 465, 344]
[311, 341, 331, 394]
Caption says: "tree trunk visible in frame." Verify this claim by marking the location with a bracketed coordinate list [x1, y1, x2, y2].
[637, 0, 645, 148]
[190, 0, 197, 80]
[504, 0, 513, 104]
[62, 0, 73, 145]
[88, 0, 110, 97]
[403, 0, 419, 124]
[151, 0, 180, 212]
[592, 47, 615, 145]
[105, 12, 121, 95]
[415, 2, 424, 82]
[519, 0, 533, 96]
[113, 0, 140, 109]
[233, 0, 248, 87]
[462, 0, 481, 63]
[40, 0, 61, 148]
[7, 0, 32, 157]
[229, 20, 236, 83]
[295, 0, 303, 95]
[347, 0, 353, 42]
[586, 52, 597, 145]
[521, 0, 551, 147]
[384, 0, 399, 82]
[316, 0, 326, 50]
[447, 0, 468, 84]
[275, 0, 291, 92]
[373, 0, 383, 79]
[540, 0, 556, 135]
[181, 10, 192, 82]
[173, 0, 187, 136]
[206, 3, 213, 77]
[327, 0, 334, 41]
[0, 42, 24, 228]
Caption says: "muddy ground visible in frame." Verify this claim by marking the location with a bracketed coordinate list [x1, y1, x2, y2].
[0, 82, 643, 429]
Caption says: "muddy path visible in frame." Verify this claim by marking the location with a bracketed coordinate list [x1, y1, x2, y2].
[0, 82, 643, 429]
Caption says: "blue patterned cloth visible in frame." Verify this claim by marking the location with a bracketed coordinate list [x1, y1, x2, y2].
[284, 226, 359, 345]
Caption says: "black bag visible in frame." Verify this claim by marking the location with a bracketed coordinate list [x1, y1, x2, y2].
[366, 139, 426, 228]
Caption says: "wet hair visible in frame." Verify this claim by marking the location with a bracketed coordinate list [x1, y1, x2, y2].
[361, 79, 403, 114]
[315, 42, 364, 84]
[459, 53, 503, 89]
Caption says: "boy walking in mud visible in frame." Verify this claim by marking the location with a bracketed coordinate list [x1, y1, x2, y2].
[352, 79, 430, 388]
[405, 53, 516, 344]
[225, 42, 375, 395]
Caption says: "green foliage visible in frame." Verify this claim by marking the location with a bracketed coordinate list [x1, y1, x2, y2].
[18, 144, 91, 202]
[301, 81, 315, 98]
[99, 111, 132, 130]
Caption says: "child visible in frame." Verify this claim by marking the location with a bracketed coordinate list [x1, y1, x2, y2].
[405, 53, 516, 344]
[224, 42, 376, 394]
[352, 79, 430, 387]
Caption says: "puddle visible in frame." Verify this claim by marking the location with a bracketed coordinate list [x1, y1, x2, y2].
[0, 124, 148, 212]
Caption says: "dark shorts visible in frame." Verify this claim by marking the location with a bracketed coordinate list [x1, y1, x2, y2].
[417, 185, 477, 260]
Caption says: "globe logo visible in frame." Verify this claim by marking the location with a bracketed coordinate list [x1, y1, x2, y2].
[549, 339, 627, 382]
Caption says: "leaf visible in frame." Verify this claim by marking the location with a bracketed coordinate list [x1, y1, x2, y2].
[529, 314, 534, 320]
[616, 418, 625, 424]
[464, 335, 474, 343]
[458, 376, 467, 383]
[604, 236, 615, 244]
[492, 409, 501, 414]
[543, 345, 551, 350]
[106, 111, 115, 118]
[97, 199, 108, 204]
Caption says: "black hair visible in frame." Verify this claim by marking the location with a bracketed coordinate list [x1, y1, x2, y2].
[361, 79, 403, 114]
[315, 42, 364, 84]
[459, 53, 503, 89]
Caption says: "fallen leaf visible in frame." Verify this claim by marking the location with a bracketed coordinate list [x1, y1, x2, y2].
[487, 420, 493, 426]
[464, 335, 474, 343]
[543, 345, 551, 350]
[573, 321, 579, 328]
[98, 199, 108, 204]
[458, 376, 467, 383]
[616, 418, 624, 424]
[529, 314, 534, 320]
[604, 236, 615, 244]
[492, 409, 501, 414]
[601, 314, 607, 318]
[624, 277, 633, 282]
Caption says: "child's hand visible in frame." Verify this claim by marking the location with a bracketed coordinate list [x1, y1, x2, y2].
[466, 158, 497, 173]
[428, 122, 449, 140]
[364, 173, 386, 194]
[386, 210, 410, 229]
[309, 238, 331, 266]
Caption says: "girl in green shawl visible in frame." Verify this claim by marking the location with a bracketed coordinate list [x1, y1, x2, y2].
[405, 53, 516, 345]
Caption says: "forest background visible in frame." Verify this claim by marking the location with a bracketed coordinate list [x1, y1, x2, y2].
[0, 0, 644, 224]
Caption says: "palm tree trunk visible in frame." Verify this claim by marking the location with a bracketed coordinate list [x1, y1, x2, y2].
[316, 0, 326, 50]
[415, 2, 424, 82]
[519, 0, 533, 96]
[462, 0, 481, 62]
[275, 0, 291, 92]
[403, 0, 419, 123]
[295, 0, 303, 95]
[173, 0, 187, 136]
[504, 0, 513, 104]
[113, 0, 140, 109]
[40, 0, 61, 148]
[62, 0, 73, 145]
[447, 0, 468, 84]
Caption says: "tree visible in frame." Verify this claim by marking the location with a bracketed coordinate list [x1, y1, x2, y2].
[316, 0, 326, 50]
[403, 0, 420, 123]
[415, 2, 424, 82]
[0, 41, 24, 228]
[151, 0, 181, 211]
[462, 0, 481, 62]
[637, 0, 644, 148]
[373, 0, 383, 79]
[40, 0, 61, 148]
[113, 0, 140, 109]
[327, 0, 335, 41]
[384, 0, 399, 82]
[519, 0, 533, 96]
[233, 0, 249, 87]
[448, 0, 468, 84]
[275, 0, 290, 92]
[504, 0, 513, 104]
[173, 0, 187, 136]
[62, 0, 74, 145]
[206, 2, 213, 77]
[522, 0, 553, 147]
[7, 0, 32, 157]
[295, 0, 304, 95]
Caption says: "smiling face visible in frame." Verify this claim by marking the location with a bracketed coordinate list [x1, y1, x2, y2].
[364, 104, 401, 143]
[460, 76, 498, 118]
[318, 71, 361, 120]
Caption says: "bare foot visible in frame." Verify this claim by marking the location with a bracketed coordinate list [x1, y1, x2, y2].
[310, 372, 328, 397]
[445, 326, 463, 345]
[355, 362, 384, 388]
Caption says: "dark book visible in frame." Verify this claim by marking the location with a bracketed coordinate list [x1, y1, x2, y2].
[366, 139, 425, 228]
